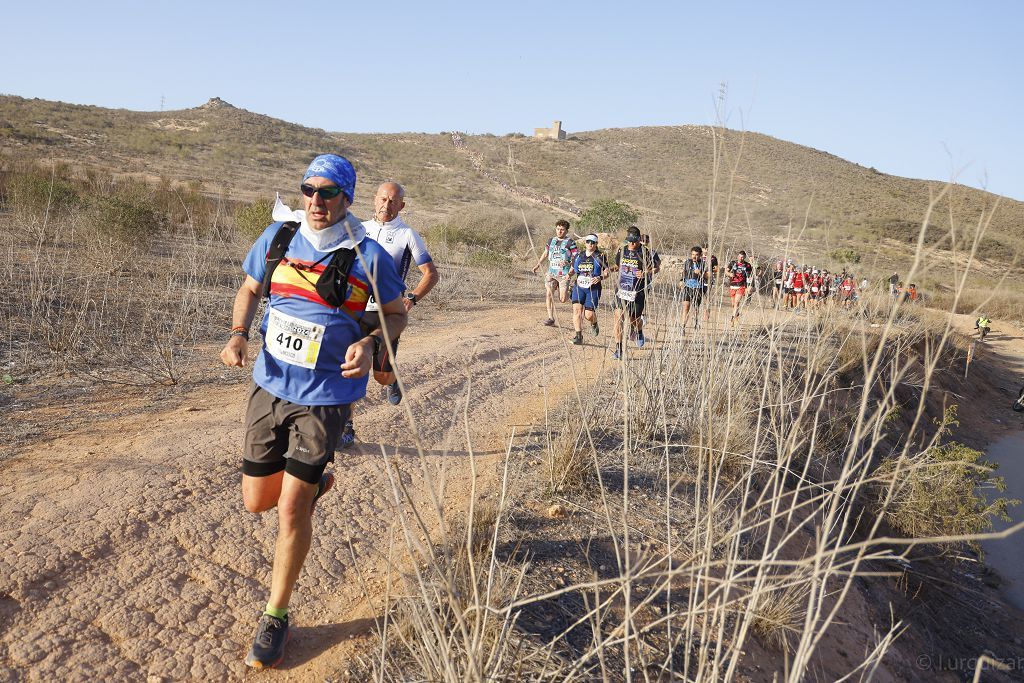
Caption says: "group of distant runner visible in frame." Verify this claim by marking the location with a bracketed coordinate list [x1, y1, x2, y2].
[530, 220, 933, 355]
[533, 223, 662, 358]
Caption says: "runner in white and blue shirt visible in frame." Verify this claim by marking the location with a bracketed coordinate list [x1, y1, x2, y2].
[531, 219, 578, 326]
[677, 245, 708, 330]
[337, 182, 440, 446]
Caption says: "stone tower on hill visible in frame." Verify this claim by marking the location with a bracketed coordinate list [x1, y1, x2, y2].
[534, 120, 566, 140]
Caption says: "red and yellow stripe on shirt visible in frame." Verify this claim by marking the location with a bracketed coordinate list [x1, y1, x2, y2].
[270, 257, 370, 315]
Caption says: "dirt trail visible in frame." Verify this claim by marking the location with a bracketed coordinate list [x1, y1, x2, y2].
[951, 312, 1024, 437]
[0, 302, 609, 682]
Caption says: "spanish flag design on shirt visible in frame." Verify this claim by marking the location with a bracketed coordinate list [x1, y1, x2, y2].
[269, 256, 370, 317]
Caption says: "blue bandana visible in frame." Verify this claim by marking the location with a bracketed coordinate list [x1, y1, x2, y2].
[303, 154, 356, 203]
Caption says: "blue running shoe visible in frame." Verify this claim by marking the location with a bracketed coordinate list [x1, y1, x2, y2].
[245, 614, 290, 669]
[612, 349, 621, 360]
[336, 422, 355, 450]
[386, 381, 403, 405]
[636, 333, 646, 349]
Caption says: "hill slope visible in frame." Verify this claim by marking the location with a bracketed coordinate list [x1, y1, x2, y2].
[2, 94, 1021, 261]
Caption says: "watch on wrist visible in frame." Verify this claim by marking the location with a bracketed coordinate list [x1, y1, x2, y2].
[405, 293, 417, 305]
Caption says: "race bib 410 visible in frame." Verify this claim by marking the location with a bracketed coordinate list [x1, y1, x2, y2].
[266, 308, 324, 369]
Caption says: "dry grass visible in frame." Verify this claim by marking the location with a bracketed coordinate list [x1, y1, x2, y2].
[748, 581, 810, 653]
[343, 160, 1022, 682]
[1, 161, 239, 386]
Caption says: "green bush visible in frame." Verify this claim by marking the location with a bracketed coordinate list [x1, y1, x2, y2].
[827, 247, 861, 264]
[577, 198, 639, 234]
[86, 191, 163, 245]
[875, 406, 1018, 547]
[3, 167, 79, 218]
[235, 197, 274, 241]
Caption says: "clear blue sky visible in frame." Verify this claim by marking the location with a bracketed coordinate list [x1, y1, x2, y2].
[2, 0, 1020, 199]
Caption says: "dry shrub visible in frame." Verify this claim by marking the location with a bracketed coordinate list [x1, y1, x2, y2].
[370, 480, 567, 682]
[449, 500, 500, 561]
[360, 245, 1017, 681]
[929, 285, 1024, 326]
[235, 196, 274, 241]
[548, 412, 597, 495]
[1, 160, 238, 385]
[426, 206, 532, 253]
[380, 554, 540, 682]
[875, 407, 1017, 544]
[749, 581, 810, 652]
[3, 161, 80, 242]
[84, 189, 164, 247]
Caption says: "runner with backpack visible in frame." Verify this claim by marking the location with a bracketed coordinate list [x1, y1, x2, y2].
[219, 154, 407, 670]
[678, 245, 709, 331]
[611, 226, 661, 359]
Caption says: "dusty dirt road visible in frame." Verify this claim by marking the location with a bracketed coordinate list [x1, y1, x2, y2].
[0, 301, 612, 682]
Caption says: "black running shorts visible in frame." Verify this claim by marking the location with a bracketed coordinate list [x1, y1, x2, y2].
[242, 384, 350, 484]
[613, 290, 646, 318]
[682, 287, 704, 305]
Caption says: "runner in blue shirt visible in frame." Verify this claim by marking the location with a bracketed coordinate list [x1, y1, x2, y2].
[569, 234, 605, 344]
[220, 154, 406, 670]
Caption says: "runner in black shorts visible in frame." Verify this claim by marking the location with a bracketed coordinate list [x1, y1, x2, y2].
[219, 154, 408, 669]
[612, 226, 660, 359]
[336, 182, 440, 448]
[243, 384, 349, 481]
[678, 246, 708, 331]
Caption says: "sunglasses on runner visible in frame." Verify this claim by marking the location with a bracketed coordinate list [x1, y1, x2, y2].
[586, 240, 597, 244]
[300, 184, 344, 200]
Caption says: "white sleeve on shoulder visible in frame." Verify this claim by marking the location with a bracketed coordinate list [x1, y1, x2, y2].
[410, 229, 432, 266]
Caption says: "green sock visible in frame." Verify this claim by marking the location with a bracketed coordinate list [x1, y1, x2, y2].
[264, 604, 288, 620]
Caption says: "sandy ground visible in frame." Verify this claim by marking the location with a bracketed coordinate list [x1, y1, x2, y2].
[2, 292, 1022, 682]
[0, 301, 610, 682]
[951, 312, 1024, 438]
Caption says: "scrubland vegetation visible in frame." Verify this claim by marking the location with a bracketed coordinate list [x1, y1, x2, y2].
[348, 260, 1019, 680]
[0, 158, 542, 447]
[3, 97, 1024, 680]
[2, 154, 1021, 679]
